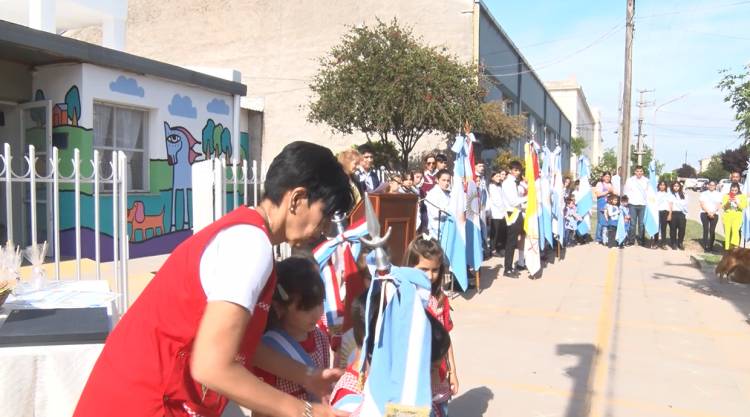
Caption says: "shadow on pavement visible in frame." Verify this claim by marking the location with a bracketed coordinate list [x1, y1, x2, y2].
[448, 386, 494, 416]
[557, 343, 596, 417]
[652, 267, 750, 323]
[459, 264, 501, 301]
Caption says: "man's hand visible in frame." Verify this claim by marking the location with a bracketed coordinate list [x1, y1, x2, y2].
[302, 368, 345, 399]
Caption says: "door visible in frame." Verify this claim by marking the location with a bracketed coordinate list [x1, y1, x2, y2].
[18, 100, 52, 248]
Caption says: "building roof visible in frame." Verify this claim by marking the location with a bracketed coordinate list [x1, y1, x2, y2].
[0, 19, 247, 96]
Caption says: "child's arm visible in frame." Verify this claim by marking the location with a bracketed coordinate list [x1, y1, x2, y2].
[448, 345, 459, 395]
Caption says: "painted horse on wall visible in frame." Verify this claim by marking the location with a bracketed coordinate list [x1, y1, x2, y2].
[164, 122, 201, 231]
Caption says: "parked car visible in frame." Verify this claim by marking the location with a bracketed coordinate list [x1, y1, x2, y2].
[688, 178, 708, 191]
[718, 179, 732, 192]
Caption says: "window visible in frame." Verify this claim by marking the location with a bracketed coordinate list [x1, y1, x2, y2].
[94, 103, 148, 191]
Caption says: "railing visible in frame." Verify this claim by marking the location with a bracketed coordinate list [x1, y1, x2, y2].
[207, 157, 292, 260]
[0, 143, 130, 312]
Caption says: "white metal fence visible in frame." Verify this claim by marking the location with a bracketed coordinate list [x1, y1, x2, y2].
[0, 143, 130, 312]
[206, 157, 292, 260]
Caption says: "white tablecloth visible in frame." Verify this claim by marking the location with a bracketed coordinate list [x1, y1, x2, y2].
[0, 280, 116, 417]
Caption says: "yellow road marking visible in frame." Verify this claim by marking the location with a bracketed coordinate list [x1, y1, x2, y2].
[587, 248, 618, 417]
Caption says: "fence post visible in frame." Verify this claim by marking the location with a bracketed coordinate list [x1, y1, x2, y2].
[52, 147, 60, 281]
[232, 162, 238, 211]
[74, 148, 81, 280]
[119, 151, 129, 312]
[3, 144, 12, 245]
[29, 144, 37, 249]
[94, 150, 101, 281]
[252, 160, 258, 207]
[112, 152, 120, 311]
[242, 159, 249, 206]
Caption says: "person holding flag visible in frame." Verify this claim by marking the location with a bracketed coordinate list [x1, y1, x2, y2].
[522, 142, 542, 277]
[575, 156, 594, 241]
[641, 162, 660, 246]
[502, 160, 526, 278]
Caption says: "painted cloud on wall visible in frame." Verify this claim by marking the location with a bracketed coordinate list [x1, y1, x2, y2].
[109, 75, 145, 97]
[168, 94, 197, 119]
[206, 98, 230, 115]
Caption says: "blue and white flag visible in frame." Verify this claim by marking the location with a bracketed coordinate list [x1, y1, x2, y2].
[615, 212, 627, 245]
[359, 267, 433, 417]
[439, 213, 468, 291]
[643, 160, 660, 238]
[262, 329, 318, 400]
[576, 156, 593, 236]
[551, 147, 565, 241]
[539, 147, 554, 249]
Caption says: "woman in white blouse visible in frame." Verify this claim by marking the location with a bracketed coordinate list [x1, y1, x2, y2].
[655, 181, 674, 249]
[488, 170, 508, 255]
[669, 181, 689, 250]
[699, 180, 723, 252]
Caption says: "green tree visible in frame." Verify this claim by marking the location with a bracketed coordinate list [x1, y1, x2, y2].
[674, 163, 697, 178]
[492, 149, 523, 172]
[717, 64, 750, 143]
[64, 86, 81, 126]
[570, 136, 588, 156]
[630, 144, 663, 175]
[700, 155, 729, 181]
[308, 19, 484, 171]
[719, 144, 749, 174]
[590, 147, 617, 185]
[476, 101, 527, 149]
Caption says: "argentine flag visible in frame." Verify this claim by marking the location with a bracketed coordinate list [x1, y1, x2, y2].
[643, 160, 659, 238]
[616, 212, 627, 245]
[359, 267, 433, 417]
[539, 146, 554, 249]
[550, 147, 566, 242]
[576, 156, 593, 236]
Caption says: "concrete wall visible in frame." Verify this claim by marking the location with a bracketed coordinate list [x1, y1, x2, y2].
[0, 60, 32, 103]
[107, 0, 475, 167]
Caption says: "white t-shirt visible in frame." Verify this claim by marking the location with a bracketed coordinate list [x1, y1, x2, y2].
[656, 191, 674, 211]
[425, 186, 451, 239]
[624, 176, 649, 206]
[699, 190, 723, 214]
[671, 192, 689, 214]
[199, 224, 274, 311]
[488, 182, 506, 219]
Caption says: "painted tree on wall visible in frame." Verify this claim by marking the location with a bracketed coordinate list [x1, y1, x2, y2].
[65, 86, 81, 126]
[201, 119, 232, 163]
[202, 119, 215, 157]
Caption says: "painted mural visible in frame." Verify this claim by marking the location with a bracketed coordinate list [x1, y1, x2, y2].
[19, 73, 246, 260]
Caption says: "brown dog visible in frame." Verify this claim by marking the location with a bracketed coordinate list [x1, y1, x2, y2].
[127, 201, 165, 242]
[715, 248, 750, 284]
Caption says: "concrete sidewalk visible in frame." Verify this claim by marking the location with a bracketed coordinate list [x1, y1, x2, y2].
[449, 243, 750, 417]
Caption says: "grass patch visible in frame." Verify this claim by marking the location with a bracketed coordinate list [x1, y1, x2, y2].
[696, 252, 722, 265]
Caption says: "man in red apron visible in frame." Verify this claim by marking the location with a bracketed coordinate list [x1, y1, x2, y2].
[74, 142, 353, 417]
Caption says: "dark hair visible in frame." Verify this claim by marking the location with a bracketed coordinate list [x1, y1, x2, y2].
[357, 143, 375, 156]
[351, 293, 368, 347]
[404, 236, 446, 298]
[621, 195, 629, 202]
[509, 161, 523, 171]
[435, 169, 451, 180]
[607, 193, 620, 205]
[601, 171, 612, 181]
[424, 154, 436, 163]
[657, 180, 668, 191]
[730, 181, 742, 194]
[427, 313, 451, 363]
[263, 141, 354, 217]
[267, 257, 324, 331]
[435, 154, 448, 163]
[671, 181, 685, 199]
[634, 165, 644, 171]
[565, 197, 575, 205]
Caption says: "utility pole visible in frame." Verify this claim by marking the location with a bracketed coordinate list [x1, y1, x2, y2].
[620, 0, 635, 184]
[635, 89, 654, 166]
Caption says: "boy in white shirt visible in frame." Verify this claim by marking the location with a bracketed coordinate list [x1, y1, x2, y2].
[699, 180, 723, 251]
[502, 161, 527, 278]
[425, 169, 452, 239]
[623, 166, 649, 245]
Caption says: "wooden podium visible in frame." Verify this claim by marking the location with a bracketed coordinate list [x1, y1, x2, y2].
[350, 193, 418, 266]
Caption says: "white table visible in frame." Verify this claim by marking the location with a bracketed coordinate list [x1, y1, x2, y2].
[0, 280, 117, 417]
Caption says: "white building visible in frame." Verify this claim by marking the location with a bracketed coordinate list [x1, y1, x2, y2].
[545, 77, 603, 170]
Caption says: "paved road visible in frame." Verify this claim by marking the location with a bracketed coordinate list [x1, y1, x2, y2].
[449, 243, 750, 417]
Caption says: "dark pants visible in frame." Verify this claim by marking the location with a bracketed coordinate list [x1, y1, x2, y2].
[564, 229, 576, 247]
[700, 212, 718, 249]
[505, 215, 523, 271]
[657, 210, 670, 244]
[491, 218, 507, 252]
[629, 205, 646, 244]
[670, 211, 686, 246]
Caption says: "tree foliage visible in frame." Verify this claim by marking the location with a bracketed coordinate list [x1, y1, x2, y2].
[630, 144, 663, 175]
[476, 101, 527, 149]
[674, 163, 697, 178]
[570, 136, 588, 156]
[308, 19, 484, 171]
[699, 155, 729, 181]
[491, 149, 523, 172]
[717, 64, 750, 143]
[719, 144, 749, 174]
[590, 147, 617, 184]
[65, 86, 81, 126]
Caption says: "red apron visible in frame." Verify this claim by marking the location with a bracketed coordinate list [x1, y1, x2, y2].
[74, 207, 276, 417]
